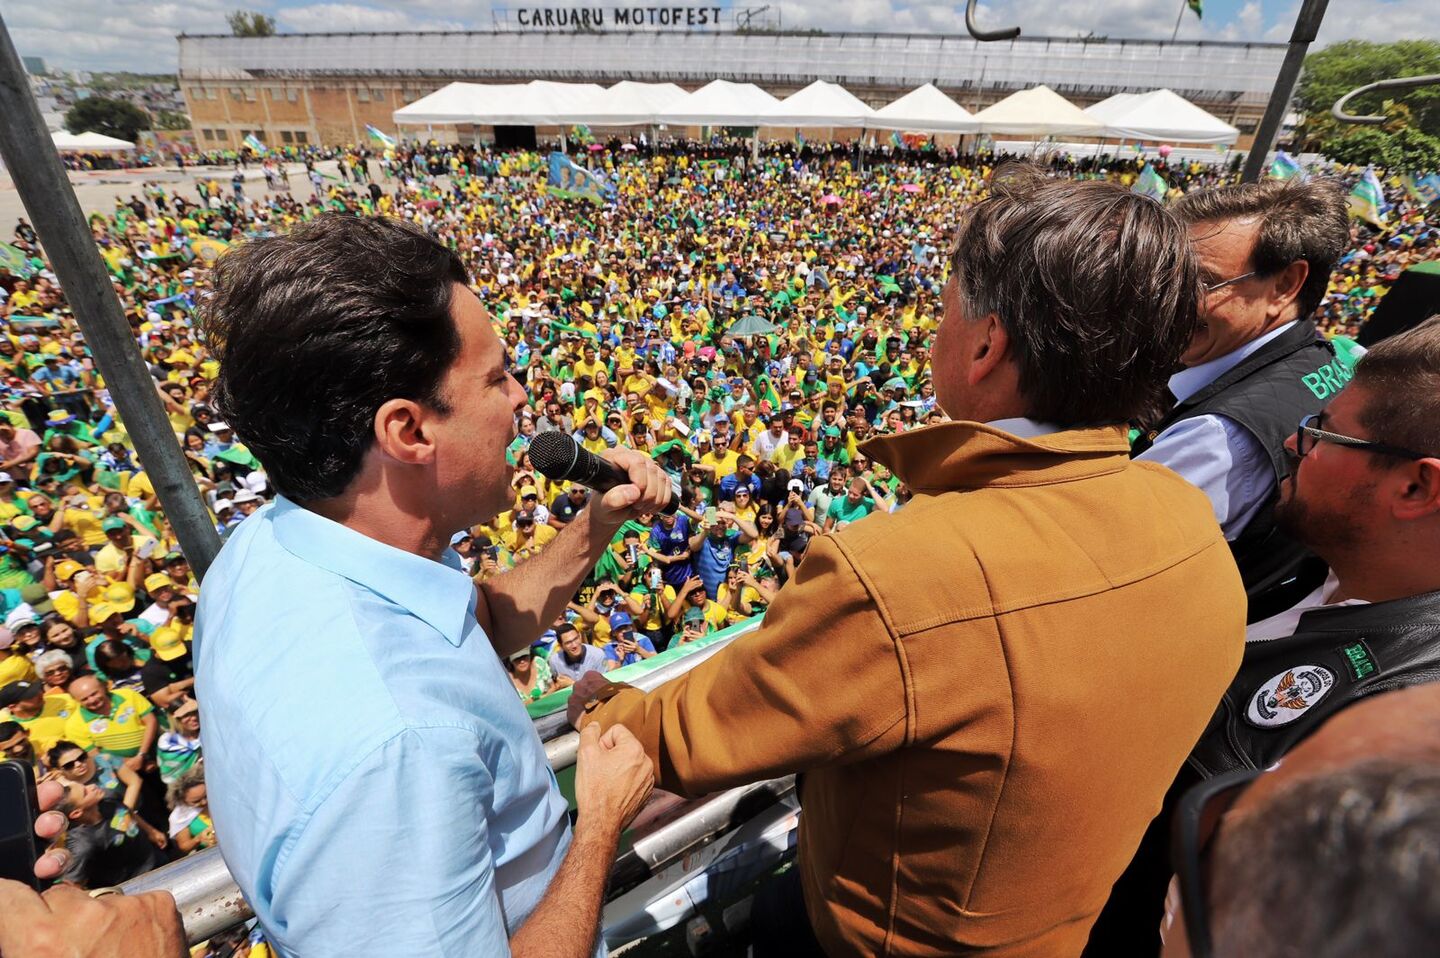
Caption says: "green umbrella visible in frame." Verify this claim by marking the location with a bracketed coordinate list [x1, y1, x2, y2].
[727, 314, 778, 338]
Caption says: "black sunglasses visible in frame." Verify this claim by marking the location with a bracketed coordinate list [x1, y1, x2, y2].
[1172, 767, 1264, 958]
[1295, 414, 1431, 462]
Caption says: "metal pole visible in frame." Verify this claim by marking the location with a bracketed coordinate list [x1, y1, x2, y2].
[1170, 0, 1187, 43]
[1240, 0, 1330, 184]
[0, 13, 221, 579]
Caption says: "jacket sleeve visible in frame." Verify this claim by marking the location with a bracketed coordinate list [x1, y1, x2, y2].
[581, 534, 909, 797]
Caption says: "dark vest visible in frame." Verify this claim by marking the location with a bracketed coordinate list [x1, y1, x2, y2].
[1084, 589, 1440, 958]
[1188, 589, 1440, 777]
[1133, 322, 1353, 622]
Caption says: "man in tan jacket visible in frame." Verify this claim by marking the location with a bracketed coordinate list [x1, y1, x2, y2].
[570, 168, 1247, 957]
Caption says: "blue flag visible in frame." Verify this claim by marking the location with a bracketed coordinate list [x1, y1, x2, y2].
[365, 125, 397, 149]
[1347, 167, 1387, 227]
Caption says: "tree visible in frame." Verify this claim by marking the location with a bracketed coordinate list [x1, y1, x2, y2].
[227, 10, 276, 37]
[64, 96, 150, 143]
[1298, 40, 1440, 147]
[1319, 126, 1440, 171]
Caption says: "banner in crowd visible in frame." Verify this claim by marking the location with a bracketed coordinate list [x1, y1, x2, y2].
[188, 236, 231, 264]
[1401, 173, 1440, 205]
[242, 134, 266, 154]
[365, 125, 397, 149]
[547, 151, 616, 204]
[1132, 164, 1168, 202]
[0, 242, 35, 278]
[1348, 167, 1388, 227]
[1269, 151, 1304, 180]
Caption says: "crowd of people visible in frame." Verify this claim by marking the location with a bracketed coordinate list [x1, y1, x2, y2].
[1, 135, 1438, 956]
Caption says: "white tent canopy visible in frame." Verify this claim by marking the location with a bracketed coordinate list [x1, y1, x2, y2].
[1085, 89, 1239, 144]
[867, 83, 977, 133]
[570, 81, 688, 126]
[52, 130, 134, 151]
[393, 81, 607, 126]
[655, 79, 781, 127]
[971, 85, 1104, 136]
[759, 80, 874, 128]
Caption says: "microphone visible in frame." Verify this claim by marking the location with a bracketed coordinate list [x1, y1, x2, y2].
[528, 431, 678, 515]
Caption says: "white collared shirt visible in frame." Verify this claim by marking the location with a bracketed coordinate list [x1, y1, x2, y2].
[1136, 322, 1301, 540]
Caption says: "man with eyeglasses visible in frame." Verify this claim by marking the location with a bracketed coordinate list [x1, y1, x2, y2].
[1185, 317, 1440, 776]
[1096, 317, 1440, 958]
[1132, 179, 1354, 625]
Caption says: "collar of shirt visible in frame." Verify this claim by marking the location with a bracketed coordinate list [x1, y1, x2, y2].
[861, 420, 1131, 495]
[269, 496, 476, 646]
[1169, 320, 1301, 404]
[985, 417, 1062, 440]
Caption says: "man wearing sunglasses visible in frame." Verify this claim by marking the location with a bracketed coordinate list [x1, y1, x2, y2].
[1133, 179, 1353, 624]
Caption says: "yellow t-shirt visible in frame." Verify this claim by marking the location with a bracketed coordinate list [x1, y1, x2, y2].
[0, 652, 37, 686]
[63, 688, 153, 758]
[95, 537, 158, 579]
[60, 505, 109, 549]
[126, 471, 157, 503]
[2, 693, 78, 757]
[700, 449, 741, 480]
[505, 523, 557, 563]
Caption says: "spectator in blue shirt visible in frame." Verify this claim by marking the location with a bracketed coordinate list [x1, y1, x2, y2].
[717, 454, 761, 502]
[687, 504, 757, 600]
[602, 611, 656, 669]
[649, 510, 694, 587]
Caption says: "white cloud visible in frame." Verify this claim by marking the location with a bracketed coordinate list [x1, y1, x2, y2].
[276, 3, 464, 33]
[8, 0, 1438, 74]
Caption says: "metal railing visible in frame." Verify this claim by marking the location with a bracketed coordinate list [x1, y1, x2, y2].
[118, 624, 780, 946]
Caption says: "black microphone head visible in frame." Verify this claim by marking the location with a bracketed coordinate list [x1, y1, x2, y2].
[529, 431, 584, 482]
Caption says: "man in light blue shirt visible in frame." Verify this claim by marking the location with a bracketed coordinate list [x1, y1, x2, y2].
[196, 214, 669, 957]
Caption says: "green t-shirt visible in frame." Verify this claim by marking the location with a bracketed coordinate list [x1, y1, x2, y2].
[827, 495, 876, 528]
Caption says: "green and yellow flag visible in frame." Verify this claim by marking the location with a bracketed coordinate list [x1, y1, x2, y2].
[1187, 0, 1203, 18]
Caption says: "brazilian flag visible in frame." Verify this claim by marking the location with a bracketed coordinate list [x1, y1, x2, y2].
[1187, 0, 1202, 18]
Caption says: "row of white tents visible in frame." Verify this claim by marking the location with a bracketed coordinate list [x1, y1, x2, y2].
[52, 130, 137, 152]
[394, 79, 1240, 144]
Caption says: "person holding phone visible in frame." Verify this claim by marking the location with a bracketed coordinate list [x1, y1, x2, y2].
[601, 612, 656, 670]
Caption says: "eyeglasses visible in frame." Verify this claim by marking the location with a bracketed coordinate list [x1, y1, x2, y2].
[58, 755, 88, 771]
[1173, 767, 1262, 958]
[1295, 414, 1431, 462]
[1203, 270, 1260, 294]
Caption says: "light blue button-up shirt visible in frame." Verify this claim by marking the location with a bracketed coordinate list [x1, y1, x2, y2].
[195, 497, 572, 957]
[1135, 322, 1301, 540]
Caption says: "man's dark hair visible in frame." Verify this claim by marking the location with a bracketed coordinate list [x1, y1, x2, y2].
[201, 214, 468, 500]
[1173, 177, 1348, 322]
[94, 638, 134, 666]
[948, 163, 1201, 425]
[1211, 760, 1440, 958]
[1351, 315, 1440, 464]
[0, 720, 23, 740]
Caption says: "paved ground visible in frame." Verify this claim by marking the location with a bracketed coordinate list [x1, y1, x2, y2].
[0, 161, 341, 233]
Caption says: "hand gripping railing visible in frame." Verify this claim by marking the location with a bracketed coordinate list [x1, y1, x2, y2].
[120, 621, 778, 945]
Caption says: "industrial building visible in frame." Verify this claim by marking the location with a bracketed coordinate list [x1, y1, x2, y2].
[177, 27, 1287, 151]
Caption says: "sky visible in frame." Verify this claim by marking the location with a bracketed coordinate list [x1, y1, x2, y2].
[3, 0, 1437, 75]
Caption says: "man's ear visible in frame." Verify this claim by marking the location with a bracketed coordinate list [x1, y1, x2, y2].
[1267, 260, 1310, 320]
[965, 315, 1011, 387]
[372, 398, 436, 467]
[1392, 459, 1440, 522]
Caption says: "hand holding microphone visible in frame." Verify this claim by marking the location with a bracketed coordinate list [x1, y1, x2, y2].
[530, 432, 677, 522]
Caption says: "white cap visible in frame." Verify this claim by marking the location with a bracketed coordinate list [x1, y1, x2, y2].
[787, 478, 805, 493]
[232, 489, 261, 504]
[0, 472, 12, 483]
[209, 421, 232, 433]
[214, 498, 235, 513]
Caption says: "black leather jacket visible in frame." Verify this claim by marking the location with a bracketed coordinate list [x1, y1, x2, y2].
[1188, 588, 1440, 778]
